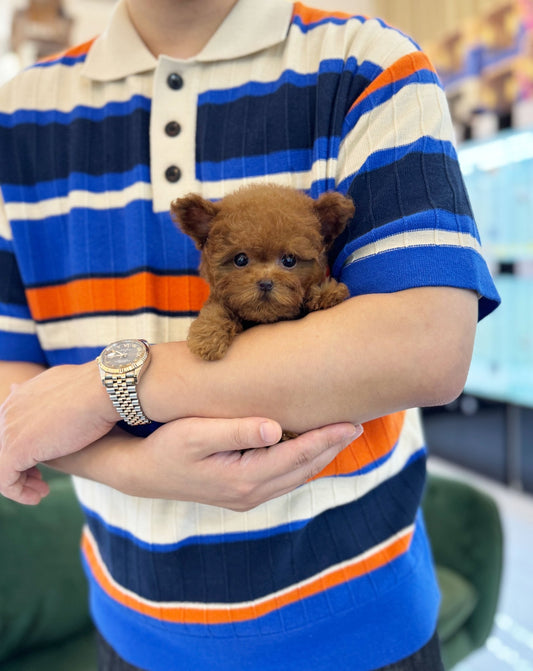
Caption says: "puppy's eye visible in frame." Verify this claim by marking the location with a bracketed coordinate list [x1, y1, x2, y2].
[281, 254, 297, 268]
[234, 253, 249, 268]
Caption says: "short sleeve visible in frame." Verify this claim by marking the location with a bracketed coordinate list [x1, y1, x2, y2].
[329, 48, 500, 321]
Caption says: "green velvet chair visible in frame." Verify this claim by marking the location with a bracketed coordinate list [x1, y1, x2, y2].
[0, 471, 502, 670]
[423, 473, 504, 669]
[0, 470, 96, 671]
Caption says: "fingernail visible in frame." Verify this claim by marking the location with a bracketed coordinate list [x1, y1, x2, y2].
[349, 424, 364, 440]
[260, 421, 281, 444]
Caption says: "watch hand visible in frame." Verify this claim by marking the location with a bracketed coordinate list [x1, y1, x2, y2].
[109, 349, 127, 359]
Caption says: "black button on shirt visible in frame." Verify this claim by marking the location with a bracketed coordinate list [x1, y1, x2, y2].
[165, 121, 181, 137]
[167, 73, 183, 90]
[165, 165, 182, 183]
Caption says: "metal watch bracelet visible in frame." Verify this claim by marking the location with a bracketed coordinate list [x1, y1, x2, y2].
[102, 371, 151, 425]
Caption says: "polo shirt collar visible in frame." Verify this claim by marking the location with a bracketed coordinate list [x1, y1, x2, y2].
[83, 0, 294, 81]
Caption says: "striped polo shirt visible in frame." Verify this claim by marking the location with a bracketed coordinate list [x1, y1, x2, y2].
[0, 1, 499, 669]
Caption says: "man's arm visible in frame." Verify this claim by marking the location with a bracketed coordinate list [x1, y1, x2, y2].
[0, 361, 360, 506]
[48, 419, 361, 511]
[0, 285, 476, 504]
[141, 287, 478, 430]
[0, 361, 46, 397]
[0, 361, 50, 502]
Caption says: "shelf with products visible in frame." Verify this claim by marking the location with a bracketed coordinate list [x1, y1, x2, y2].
[424, 1, 533, 138]
[459, 127, 533, 406]
[457, 126, 533, 488]
[466, 274, 533, 408]
[458, 126, 533, 263]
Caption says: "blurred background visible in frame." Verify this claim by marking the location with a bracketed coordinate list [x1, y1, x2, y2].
[0, 1, 532, 670]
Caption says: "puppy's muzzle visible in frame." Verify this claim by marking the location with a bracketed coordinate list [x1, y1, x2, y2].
[258, 279, 274, 293]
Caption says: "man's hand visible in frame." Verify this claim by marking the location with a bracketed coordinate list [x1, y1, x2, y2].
[51, 417, 363, 511]
[123, 418, 363, 509]
[0, 362, 118, 504]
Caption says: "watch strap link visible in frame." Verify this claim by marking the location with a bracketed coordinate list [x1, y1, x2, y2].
[103, 371, 151, 425]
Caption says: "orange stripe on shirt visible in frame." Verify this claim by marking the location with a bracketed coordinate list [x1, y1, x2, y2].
[313, 411, 406, 479]
[38, 38, 97, 64]
[26, 273, 210, 321]
[292, 2, 350, 25]
[82, 525, 413, 625]
[349, 51, 437, 113]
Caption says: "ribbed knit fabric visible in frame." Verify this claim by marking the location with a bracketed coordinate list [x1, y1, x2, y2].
[0, 1, 499, 669]
[96, 630, 446, 671]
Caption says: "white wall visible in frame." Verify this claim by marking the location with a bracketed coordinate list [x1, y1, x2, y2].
[63, 0, 116, 44]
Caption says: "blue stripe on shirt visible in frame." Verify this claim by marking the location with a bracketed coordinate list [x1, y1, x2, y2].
[331, 152, 474, 252]
[85, 514, 439, 671]
[0, 95, 151, 128]
[197, 58, 376, 105]
[0, 331, 46, 363]
[2, 166, 151, 204]
[343, 68, 443, 132]
[339, 245, 501, 320]
[10, 205, 196, 285]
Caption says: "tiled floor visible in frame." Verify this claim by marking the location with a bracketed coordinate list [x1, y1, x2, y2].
[428, 457, 533, 670]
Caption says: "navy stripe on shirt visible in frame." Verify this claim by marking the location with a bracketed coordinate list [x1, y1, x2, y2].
[83, 454, 426, 604]
[0, 108, 150, 187]
[329, 151, 474, 261]
[0, 250, 27, 305]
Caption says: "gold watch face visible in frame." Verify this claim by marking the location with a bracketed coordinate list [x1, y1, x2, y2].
[100, 339, 148, 372]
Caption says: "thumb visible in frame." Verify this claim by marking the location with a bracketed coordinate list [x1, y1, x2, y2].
[171, 416, 283, 455]
[226, 417, 283, 451]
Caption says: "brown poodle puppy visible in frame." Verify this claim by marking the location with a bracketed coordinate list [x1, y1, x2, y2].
[171, 183, 355, 362]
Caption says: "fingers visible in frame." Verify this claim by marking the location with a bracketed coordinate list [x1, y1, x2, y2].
[257, 422, 362, 478]
[0, 467, 50, 505]
[226, 422, 364, 511]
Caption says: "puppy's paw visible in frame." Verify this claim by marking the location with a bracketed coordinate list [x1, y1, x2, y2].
[187, 310, 242, 361]
[186, 301, 243, 361]
[305, 279, 350, 312]
[187, 328, 236, 361]
[187, 335, 232, 361]
[281, 430, 299, 442]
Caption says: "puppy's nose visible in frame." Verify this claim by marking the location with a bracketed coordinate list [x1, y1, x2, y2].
[258, 279, 274, 293]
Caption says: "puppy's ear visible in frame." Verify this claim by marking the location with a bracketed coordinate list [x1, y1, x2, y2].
[313, 192, 355, 249]
[170, 194, 220, 249]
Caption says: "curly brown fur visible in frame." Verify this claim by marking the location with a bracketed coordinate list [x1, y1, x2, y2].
[171, 183, 355, 362]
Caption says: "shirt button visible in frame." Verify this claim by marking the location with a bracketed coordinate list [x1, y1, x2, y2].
[165, 165, 182, 183]
[165, 121, 181, 137]
[167, 72, 183, 90]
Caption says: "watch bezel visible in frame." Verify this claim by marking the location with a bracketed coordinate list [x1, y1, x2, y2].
[98, 339, 150, 376]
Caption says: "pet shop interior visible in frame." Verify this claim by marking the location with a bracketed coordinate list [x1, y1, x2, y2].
[0, 1, 532, 670]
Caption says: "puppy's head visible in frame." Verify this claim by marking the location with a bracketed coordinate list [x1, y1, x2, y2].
[171, 184, 354, 323]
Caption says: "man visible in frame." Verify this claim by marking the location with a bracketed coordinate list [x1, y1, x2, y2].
[0, 0, 499, 669]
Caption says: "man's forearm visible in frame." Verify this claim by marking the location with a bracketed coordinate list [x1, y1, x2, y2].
[0, 286, 475, 503]
[0, 287, 478, 439]
[45, 426, 138, 487]
[140, 287, 478, 433]
[0, 361, 47, 403]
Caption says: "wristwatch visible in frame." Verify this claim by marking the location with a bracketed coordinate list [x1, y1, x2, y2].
[97, 339, 152, 426]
